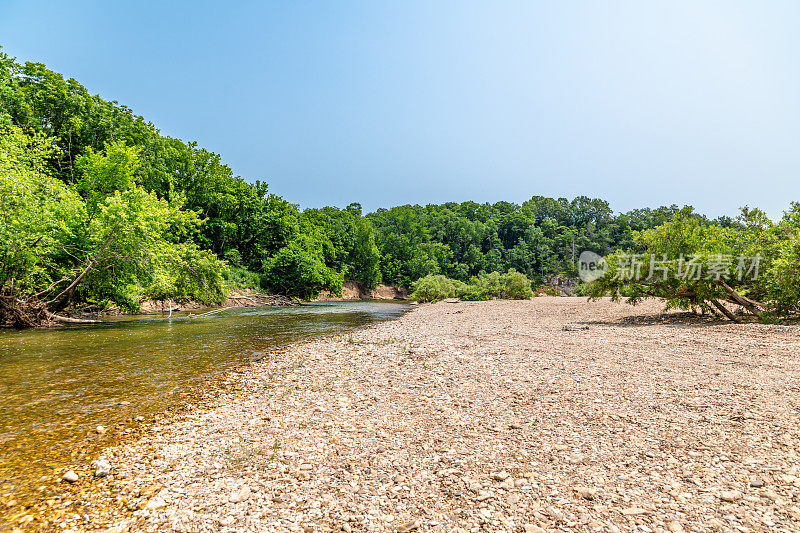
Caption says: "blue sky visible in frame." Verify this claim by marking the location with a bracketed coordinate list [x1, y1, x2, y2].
[1, 1, 798, 218]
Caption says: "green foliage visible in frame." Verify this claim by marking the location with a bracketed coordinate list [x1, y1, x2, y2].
[0, 125, 227, 320]
[76, 141, 139, 216]
[0, 125, 85, 296]
[583, 207, 800, 321]
[301, 206, 382, 289]
[458, 270, 534, 300]
[223, 266, 263, 291]
[458, 272, 503, 301]
[367, 198, 706, 288]
[410, 275, 464, 303]
[261, 236, 343, 300]
[498, 269, 535, 299]
[411, 270, 533, 302]
[82, 183, 227, 310]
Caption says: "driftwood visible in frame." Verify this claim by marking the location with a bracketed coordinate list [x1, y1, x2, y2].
[44, 311, 100, 325]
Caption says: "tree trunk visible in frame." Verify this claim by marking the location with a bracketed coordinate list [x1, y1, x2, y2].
[709, 298, 741, 323]
[717, 280, 762, 319]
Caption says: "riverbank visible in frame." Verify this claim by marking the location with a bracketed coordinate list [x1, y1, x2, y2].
[0, 303, 409, 531]
[40, 298, 800, 531]
[313, 282, 409, 302]
[61, 291, 299, 321]
[62, 282, 408, 322]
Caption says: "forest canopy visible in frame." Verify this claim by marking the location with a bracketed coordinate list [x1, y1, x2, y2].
[2, 48, 794, 326]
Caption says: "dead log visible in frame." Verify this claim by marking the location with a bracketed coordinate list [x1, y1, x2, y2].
[44, 311, 100, 325]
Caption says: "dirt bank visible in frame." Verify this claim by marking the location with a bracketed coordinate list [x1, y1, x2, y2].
[314, 281, 409, 302]
[41, 298, 800, 531]
[138, 291, 298, 315]
[60, 290, 299, 320]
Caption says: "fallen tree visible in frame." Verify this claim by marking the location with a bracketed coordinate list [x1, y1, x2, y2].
[582, 207, 800, 323]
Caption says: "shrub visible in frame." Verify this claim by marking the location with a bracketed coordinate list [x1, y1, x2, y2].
[410, 274, 464, 302]
[458, 271, 502, 301]
[499, 269, 534, 299]
[413, 270, 533, 302]
[223, 266, 263, 291]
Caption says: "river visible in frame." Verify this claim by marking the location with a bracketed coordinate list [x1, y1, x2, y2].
[0, 301, 409, 512]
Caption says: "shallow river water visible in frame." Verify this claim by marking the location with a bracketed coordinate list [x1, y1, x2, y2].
[0, 301, 409, 507]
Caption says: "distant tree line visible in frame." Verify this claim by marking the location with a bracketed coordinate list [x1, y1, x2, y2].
[5, 48, 787, 326]
[365, 199, 735, 287]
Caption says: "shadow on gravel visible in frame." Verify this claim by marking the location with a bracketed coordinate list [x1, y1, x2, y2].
[577, 312, 749, 328]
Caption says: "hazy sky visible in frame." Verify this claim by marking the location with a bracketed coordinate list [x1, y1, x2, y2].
[1, 1, 798, 218]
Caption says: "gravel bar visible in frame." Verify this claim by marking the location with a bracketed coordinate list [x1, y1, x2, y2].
[53, 298, 800, 532]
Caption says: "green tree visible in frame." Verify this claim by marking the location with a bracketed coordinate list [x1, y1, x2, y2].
[262, 235, 342, 299]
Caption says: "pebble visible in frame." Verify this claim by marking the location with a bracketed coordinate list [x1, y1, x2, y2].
[666, 522, 684, 533]
[492, 471, 509, 481]
[145, 496, 166, 510]
[91, 460, 111, 478]
[228, 486, 251, 503]
[523, 525, 546, 533]
[719, 490, 742, 502]
[62, 470, 79, 483]
[622, 507, 649, 515]
[395, 520, 419, 532]
[51, 300, 800, 532]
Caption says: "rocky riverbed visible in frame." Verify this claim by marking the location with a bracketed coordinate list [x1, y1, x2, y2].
[38, 298, 800, 532]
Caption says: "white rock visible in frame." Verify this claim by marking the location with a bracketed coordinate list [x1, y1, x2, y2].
[666, 522, 685, 533]
[229, 486, 251, 503]
[622, 507, 649, 515]
[719, 490, 742, 502]
[492, 471, 510, 481]
[62, 470, 79, 483]
[91, 459, 111, 478]
[146, 496, 166, 510]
